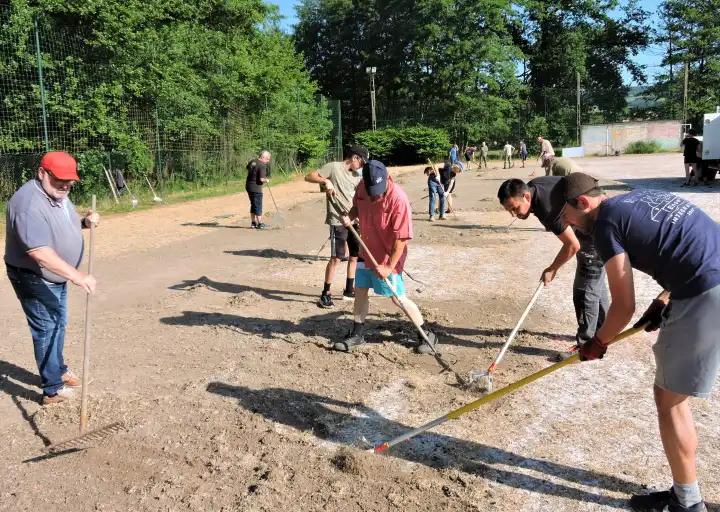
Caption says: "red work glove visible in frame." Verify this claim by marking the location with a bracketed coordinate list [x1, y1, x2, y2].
[633, 299, 667, 332]
[578, 335, 608, 362]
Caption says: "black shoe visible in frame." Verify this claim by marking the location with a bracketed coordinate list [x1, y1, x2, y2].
[251, 222, 258, 229]
[333, 333, 365, 352]
[414, 329, 440, 354]
[630, 489, 707, 512]
[256, 222, 267, 230]
[317, 294, 334, 309]
[342, 289, 354, 301]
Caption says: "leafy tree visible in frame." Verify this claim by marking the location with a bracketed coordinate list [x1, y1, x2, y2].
[644, 0, 720, 129]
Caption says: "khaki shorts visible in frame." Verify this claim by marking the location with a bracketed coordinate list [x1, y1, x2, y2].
[653, 284, 720, 398]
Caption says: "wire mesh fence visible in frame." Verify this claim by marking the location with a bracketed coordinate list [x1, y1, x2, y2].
[0, 5, 341, 203]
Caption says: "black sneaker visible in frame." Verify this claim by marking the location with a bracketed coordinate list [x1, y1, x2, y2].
[317, 294, 334, 308]
[414, 329, 440, 354]
[630, 488, 707, 512]
[333, 332, 365, 352]
[342, 289, 354, 301]
[256, 222, 267, 230]
[251, 222, 258, 229]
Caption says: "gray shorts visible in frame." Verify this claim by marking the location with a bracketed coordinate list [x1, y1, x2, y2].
[653, 284, 720, 398]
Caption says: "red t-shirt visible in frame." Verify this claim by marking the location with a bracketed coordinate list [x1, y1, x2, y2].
[353, 176, 413, 273]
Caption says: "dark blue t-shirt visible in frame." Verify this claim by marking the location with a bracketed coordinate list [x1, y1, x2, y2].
[594, 189, 720, 299]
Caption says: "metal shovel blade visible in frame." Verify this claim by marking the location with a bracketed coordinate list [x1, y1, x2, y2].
[467, 369, 493, 393]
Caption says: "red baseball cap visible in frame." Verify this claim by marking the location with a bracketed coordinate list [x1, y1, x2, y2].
[39, 151, 79, 181]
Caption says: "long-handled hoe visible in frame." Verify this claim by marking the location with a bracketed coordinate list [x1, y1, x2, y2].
[372, 325, 646, 454]
[145, 176, 163, 203]
[45, 196, 125, 453]
[466, 281, 543, 392]
[328, 198, 466, 385]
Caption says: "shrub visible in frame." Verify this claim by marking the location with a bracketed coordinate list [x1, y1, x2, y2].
[625, 140, 663, 154]
[354, 125, 450, 165]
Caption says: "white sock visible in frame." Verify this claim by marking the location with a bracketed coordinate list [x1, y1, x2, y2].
[673, 481, 702, 508]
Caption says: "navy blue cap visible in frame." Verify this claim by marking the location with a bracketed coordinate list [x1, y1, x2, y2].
[362, 160, 388, 197]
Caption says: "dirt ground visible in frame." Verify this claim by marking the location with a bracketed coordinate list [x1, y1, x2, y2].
[1, 154, 719, 511]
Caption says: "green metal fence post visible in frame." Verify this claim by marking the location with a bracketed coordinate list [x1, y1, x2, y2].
[336, 100, 342, 161]
[154, 109, 162, 185]
[33, 19, 50, 152]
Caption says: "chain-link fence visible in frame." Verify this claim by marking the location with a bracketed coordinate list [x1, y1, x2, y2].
[0, 5, 341, 202]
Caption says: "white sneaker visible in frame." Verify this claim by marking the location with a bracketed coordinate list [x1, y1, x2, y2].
[42, 386, 76, 405]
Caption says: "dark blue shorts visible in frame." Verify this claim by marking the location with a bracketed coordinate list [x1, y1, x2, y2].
[247, 191, 263, 215]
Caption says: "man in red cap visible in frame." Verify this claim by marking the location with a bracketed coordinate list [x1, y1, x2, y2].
[5, 151, 100, 405]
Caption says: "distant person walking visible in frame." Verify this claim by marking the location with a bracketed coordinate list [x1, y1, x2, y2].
[5, 151, 99, 405]
[464, 145, 477, 168]
[519, 140, 528, 167]
[537, 136, 555, 176]
[449, 144, 460, 165]
[479, 141, 489, 168]
[304, 146, 368, 307]
[246, 150, 271, 229]
[503, 142, 515, 169]
[681, 129, 701, 187]
[424, 165, 446, 221]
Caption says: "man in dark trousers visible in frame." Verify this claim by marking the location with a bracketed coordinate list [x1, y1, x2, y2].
[561, 172, 720, 512]
[5, 151, 99, 405]
[245, 150, 271, 229]
[304, 145, 368, 307]
[497, 176, 608, 347]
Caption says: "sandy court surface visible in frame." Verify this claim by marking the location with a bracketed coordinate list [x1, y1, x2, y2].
[1, 154, 719, 511]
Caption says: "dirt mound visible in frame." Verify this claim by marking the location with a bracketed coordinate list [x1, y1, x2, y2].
[331, 447, 369, 476]
[227, 290, 264, 306]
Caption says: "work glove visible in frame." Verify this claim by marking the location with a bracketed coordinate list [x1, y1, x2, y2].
[633, 299, 666, 332]
[578, 335, 608, 362]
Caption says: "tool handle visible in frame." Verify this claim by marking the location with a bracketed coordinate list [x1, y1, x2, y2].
[267, 183, 280, 211]
[79, 195, 96, 434]
[374, 325, 645, 453]
[489, 281, 544, 372]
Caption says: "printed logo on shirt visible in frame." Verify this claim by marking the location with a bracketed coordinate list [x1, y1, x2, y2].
[621, 190, 696, 224]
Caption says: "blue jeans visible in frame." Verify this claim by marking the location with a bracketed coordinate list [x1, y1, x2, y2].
[6, 265, 68, 396]
[429, 192, 445, 217]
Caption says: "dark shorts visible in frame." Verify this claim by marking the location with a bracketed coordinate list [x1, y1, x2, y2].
[247, 191, 263, 215]
[329, 225, 360, 259]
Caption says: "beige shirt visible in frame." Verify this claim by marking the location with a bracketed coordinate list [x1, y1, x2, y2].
[318, 162, 362, 225]
[541, 139, 555, 157]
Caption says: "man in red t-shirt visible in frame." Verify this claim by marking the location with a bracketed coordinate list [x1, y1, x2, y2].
[335, 160, 438, 353]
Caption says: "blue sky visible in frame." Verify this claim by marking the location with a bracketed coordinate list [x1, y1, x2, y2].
[270, 0, 665, 85]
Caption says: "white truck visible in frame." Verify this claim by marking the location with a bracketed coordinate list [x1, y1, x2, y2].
[701, 109, 720, 180]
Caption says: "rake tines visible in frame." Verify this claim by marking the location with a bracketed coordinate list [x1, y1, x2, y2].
[46, 421, 126, 453]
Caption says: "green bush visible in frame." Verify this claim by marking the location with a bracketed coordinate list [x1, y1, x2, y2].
[354, 126, 450, 165]
[625, 140, 663, 154]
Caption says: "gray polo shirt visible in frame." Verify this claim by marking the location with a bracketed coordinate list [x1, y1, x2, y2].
[4, 179, 84, 283]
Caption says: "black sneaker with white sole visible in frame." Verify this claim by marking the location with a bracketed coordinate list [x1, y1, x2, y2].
[630, 489, 707, 512]
[333, 332, 365, 352]
[414, 329, 440, 354]
[342, 289, 355, 301]
[317, 294, 334, 309]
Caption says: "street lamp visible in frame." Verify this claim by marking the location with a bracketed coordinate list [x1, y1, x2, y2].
[366, 66, 377, 131]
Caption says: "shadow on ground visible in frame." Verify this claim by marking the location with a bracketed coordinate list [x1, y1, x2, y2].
[168, 276, 317, 303]
[160, 306, 570, 358]
[206, 382, 644, 508]
[225, 248, 328, 262]
[430, 224, 545, 232]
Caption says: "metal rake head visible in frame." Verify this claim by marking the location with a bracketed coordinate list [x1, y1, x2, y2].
[46, 421, 126, 454]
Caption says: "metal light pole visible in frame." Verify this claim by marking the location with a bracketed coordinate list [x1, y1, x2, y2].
[366, 66, 377, 131]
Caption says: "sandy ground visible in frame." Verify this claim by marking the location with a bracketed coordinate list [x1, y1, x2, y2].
[1, 154, 719, 511]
